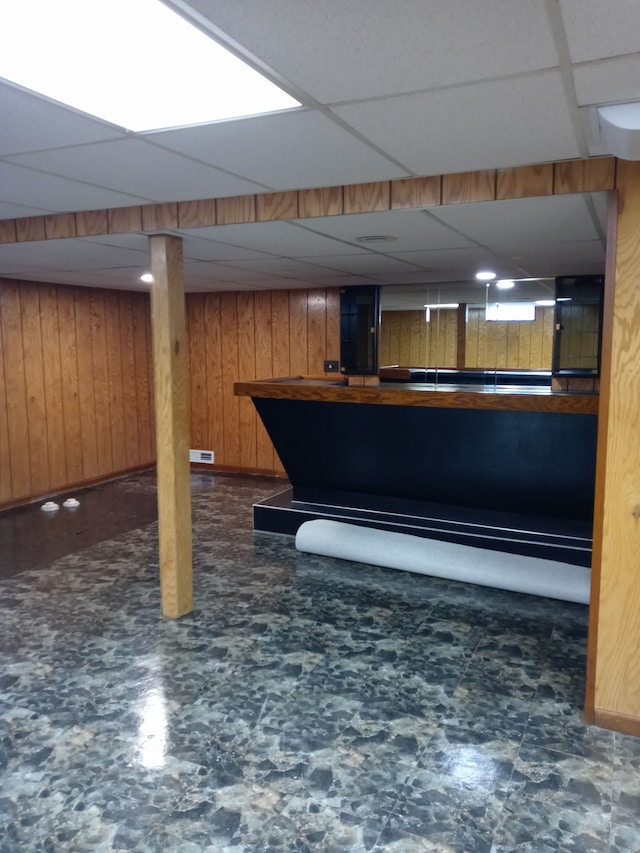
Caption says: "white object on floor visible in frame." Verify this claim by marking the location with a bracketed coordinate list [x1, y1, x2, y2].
[41, 501, 59, 512]
[63, 498, 80, 508]
[295, 519, 590, 604]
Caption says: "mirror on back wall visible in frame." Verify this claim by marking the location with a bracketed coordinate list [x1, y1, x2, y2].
[380, 277, 558, 374]
[377, 191, 608, 387]
[379, 278, 605, 387]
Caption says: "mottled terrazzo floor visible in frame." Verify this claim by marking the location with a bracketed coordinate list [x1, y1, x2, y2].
[0, 470, 638, 853]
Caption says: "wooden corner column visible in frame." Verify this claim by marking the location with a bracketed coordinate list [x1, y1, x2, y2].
[149, 234, 193, 618]
[587, 162, 640, 736]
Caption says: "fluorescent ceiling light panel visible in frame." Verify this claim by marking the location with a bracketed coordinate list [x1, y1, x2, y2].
[0, 0, 300, 131]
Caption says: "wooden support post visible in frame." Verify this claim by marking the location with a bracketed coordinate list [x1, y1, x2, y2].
[587, 164, 640, 736]
[149, 234, 193, 618]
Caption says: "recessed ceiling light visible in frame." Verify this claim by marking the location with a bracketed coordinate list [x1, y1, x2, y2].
[356, 235, 397, 243]
[535, 300, 556, 306]
[140, 273, 154, 283]
[475, 270, 496, 281]
[496, 279, 515, 290]
[0, 0, 300, 132]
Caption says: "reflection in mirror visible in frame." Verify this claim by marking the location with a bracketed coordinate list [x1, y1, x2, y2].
[379, 192, 607, 387]
[553, 275, 604, 376]
[380, 278, 557, 384]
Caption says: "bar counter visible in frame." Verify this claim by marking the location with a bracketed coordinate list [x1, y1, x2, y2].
[234, 376, 599, 415]
[235, 376, 599, 566]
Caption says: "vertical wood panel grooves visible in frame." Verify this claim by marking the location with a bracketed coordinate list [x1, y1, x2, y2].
[40, 285, 67, 488]
[0, 220, 17, 243]
[183, 287, 340, 477]
[0, 291, 13, 502]
[0, 280, 155, 509]
[21, 284, 50, 493]
[3, 284, 31, 497]
[66, 289, 84, 482]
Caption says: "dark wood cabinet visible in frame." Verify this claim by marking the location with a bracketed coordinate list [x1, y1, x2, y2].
[339, 285, 380, 375]
[553, 275, 604, 377]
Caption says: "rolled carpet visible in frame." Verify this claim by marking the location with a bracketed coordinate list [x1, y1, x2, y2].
[295, 519, 590, 604]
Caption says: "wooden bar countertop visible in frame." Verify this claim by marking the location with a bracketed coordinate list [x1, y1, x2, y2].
[234, 376, 599, 415]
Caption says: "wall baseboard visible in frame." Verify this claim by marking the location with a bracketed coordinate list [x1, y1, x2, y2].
[0, 464, 155, 514]
[190, 462, 288, 480]
[593, 708, 640, 738]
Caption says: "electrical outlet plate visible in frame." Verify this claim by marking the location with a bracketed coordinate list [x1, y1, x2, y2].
[324, 360, 339, 373]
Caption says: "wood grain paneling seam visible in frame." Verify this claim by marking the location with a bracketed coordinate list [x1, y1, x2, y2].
[0, 158, 618, 244]
[0, 280, 157, 505]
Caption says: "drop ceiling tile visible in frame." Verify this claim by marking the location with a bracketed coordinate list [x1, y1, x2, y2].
[0, 200, 54, 219]
[333, 71, 581, 175]
[0, 258, 62, 277]
[0, 268, 145, 291]
[0, 82, 126, 156]
[185, 0, 558, 102]
[391, 247, 505, 270]
[292, 252, 375, 271]
[369, 270, 456, 286]
[0, 242, 71, 273]
[297, 253, 424, 276]
[81, 233, 151, 252]
[540, 260, 605, 276]
[492, 239, 605, 266]
[573, 55, 640, 107]
[148, 110, 407, 189]
[184, 261, 284, 285]
[0, 238, 147, 271]
[182, 236, 276, 263]
[263, 279, 343, 290]
[431, 196, 600, 247]
[222, 257, 346, 278]
[0, 162, 149, 212]
[6, 138, 266, 202]
[560, 0, 640, 62]
[183, 274, 258, 292]
[297, 209, 476, 251]
[183, 221, 371, 257]
[393, 249, 525, 281]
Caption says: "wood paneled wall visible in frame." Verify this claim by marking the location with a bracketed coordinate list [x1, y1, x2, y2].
[0, 279, 339, 505]
[379, 309, 458, 367]
[465, 306, 554, 369]
[380, 306, 554, 370]
[555, 304, 600, 371]
[186, 288, 340, 475]
[0, 279, 155, 507]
